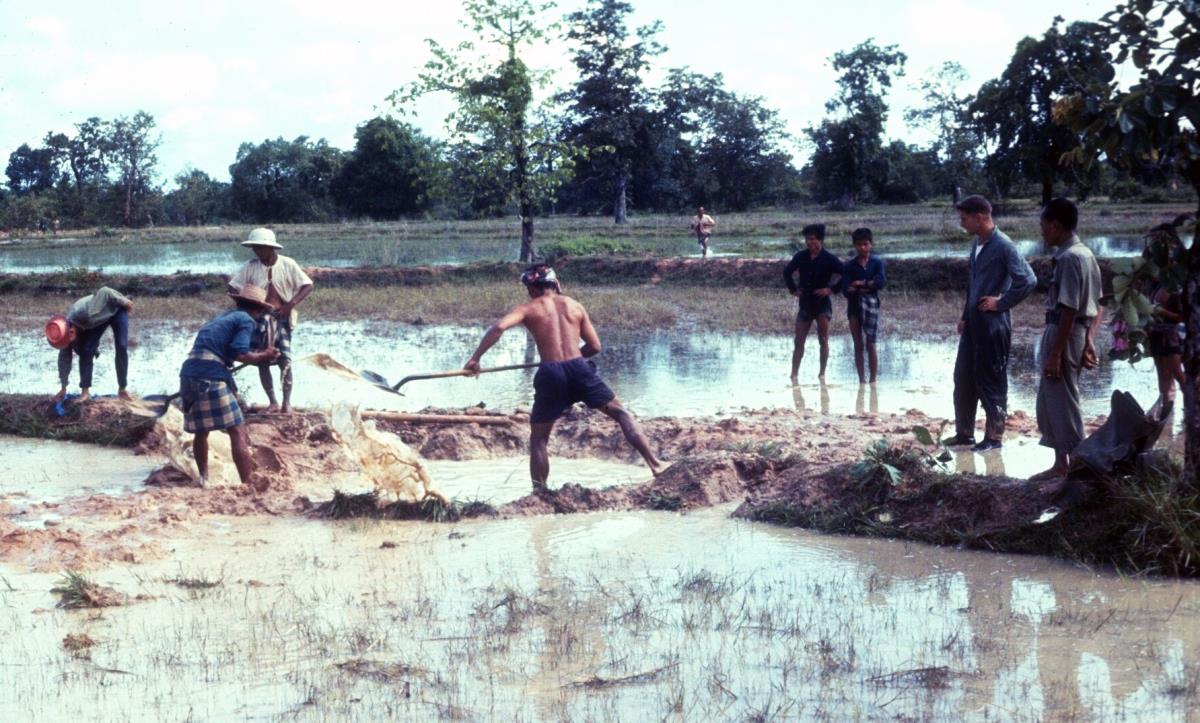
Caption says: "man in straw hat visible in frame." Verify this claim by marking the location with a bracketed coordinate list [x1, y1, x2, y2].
[47, 286, 135, 403]
[229, 227, 314, 414]
[464, 263, 668, 491]
[179, 285, 281, 490]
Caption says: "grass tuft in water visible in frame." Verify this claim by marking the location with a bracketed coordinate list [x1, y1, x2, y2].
[51, 571, 125, 609]
[314, 490, 497, 522]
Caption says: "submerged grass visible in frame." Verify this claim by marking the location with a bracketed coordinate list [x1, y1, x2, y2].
[314, 490, 497, 522]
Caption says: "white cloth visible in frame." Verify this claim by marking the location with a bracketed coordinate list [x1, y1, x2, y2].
[230, 255, 313, 327]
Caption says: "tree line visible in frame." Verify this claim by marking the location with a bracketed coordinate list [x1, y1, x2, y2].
[1, 0, 1192, 238]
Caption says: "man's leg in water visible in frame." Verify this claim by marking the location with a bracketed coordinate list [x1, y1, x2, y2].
[792, 317, 812, 380]
[848, 316, 865, 382]
[599, 399, 666, 476]
[816, 314, 830, 378]
[529, 422, 554, 489]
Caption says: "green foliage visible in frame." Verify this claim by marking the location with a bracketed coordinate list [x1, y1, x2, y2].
[392, 0, 582, 261]
[805, 40, 907, 209]
[228, 136, 345, 222]
[852, 439, 903, 486]
[163, 168, 231, 225]
[331, 116, 442, 219]
[6, 143, 60, 195]
[968, 20, 1109, 203]
[540, 236, 641, 258]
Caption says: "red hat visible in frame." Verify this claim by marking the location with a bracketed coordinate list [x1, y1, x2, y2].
[45, 315, 77, 350]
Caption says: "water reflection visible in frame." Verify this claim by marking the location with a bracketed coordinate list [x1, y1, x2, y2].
[0, 321, 1163, 427]
[0, 234, 1145, 275]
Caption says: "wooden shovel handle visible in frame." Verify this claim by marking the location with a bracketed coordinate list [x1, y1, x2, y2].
[393, 362, 539, 390]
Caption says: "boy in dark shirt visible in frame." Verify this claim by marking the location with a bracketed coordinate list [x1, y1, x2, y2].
[842, 228, 886, 383]
[783, 223, 842, 381]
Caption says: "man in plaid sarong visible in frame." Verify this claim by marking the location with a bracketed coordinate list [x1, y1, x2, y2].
[179, 286, 280, 489]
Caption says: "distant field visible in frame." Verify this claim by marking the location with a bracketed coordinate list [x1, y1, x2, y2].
[0, 201, 1191, 260]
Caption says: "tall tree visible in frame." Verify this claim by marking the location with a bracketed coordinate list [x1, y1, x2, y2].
[107, 111, 161, 226]
[560, 0, 663, 223]
[1057, 0, 1200, 478]
[5, 143, 59, 195]
[393, 0, 579, 262]
[804, 40, 907, 209]
[165, 168, 231, 225]
[331, 116, 442, 219]
[968, 20, 1109, 204]
[904, 62, 983, 202]
[229, 136, 345, 222]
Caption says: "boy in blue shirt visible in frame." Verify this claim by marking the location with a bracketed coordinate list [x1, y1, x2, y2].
[178, 286, 280, 489]
[783, 223, 843, 381]
[843, 228, 886, 383]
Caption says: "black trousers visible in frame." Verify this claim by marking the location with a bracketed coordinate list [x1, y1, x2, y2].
[75, 309, 129, 389]
[953, 316, 1010, 439]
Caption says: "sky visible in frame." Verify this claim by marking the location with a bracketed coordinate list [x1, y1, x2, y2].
[0, 0, 1112, 189]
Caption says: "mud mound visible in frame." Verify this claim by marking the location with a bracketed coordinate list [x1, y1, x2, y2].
[310, 490, 496, 522]
[0, 394, 157, 447]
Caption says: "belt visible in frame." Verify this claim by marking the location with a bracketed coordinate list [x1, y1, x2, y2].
[1045, 310, 1092, 326]
[187, 349, 228, 364]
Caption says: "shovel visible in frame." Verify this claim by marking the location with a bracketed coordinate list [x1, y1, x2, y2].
[359, 362, 540, 395]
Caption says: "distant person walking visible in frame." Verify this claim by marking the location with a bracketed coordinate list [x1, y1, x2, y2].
[46, 286, 135, 403]
[784, 223, 842, 381]
[229, 228, 314, 414]
[1031, 198, 1103, 480]
[946, 195, 1036, 451]
[842, 228, 886, 384]
[464, 263, 668, 490]
[691, 207, 716, 258]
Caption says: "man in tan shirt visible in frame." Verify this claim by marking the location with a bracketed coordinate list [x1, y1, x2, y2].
[464, 264, 667, 490]
[229, 228, 314, 413]
[691, 207, 716, 258]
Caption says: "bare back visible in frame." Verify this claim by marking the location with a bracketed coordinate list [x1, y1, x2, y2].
[519, 293, 596, 362]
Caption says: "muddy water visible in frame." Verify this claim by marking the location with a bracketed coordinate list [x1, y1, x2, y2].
[1, 497, 1197, 720]
[0, 435, 163, 522]
[0, 319, 1164, 423]
[0, 235, 1142, 274]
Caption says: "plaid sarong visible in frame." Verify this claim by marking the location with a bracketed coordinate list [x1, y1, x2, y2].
[253, 315, 292, 365]
[181, 377, 244, 433]
[859, 294, 880, 345]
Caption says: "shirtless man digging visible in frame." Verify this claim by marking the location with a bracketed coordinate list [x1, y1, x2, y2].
[464, 264, 668, 491]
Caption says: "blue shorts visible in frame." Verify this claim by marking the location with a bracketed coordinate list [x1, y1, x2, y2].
[531, 358, 615, 424]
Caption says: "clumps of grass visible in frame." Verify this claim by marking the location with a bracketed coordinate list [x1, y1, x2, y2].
[313, 490, 497, 522]
[164, 568, 223, 594]
[61, 632, 98, 657]
[335, 658, 438, 685]
[476, 588, 552, 634]
[0, 394, 157, 447]
[567, 662, 680, 689]
[51, 571, 125, 609]
[644, 490, 683, 511]
[868, 665, 955, 690]
[541, 236, 645, 259]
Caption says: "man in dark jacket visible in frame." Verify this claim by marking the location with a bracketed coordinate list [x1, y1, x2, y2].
[784, 223, 843, 381]
[946, 196, 1037, 451]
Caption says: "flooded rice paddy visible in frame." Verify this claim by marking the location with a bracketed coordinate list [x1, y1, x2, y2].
[1, 492, 1197, 720]
[0, 319, 1164, 424]
[0, 235, 1144, 275]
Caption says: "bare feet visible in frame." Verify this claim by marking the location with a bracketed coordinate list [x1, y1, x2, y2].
[118, 389, 134, 401]
[651, 460, 674, 478]
[280, 404, 292, 414]
[263, 403, 280, 414]
[78, 390, 92, 403]
[52, 388, 67, 402]
[248, 476, 270, 494]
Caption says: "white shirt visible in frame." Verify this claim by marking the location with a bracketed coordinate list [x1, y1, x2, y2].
[230, 255, 313, 326]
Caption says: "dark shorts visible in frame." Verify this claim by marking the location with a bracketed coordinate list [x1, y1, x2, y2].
[697, 232, 711, 245]
[1149, 327, 1182, 358]
[796, 298, 833, 323]
[531, 358, 615, 424]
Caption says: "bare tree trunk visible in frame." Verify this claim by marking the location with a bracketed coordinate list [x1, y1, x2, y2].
[1185, 189, 1200, 488]
[614, 173, 628, 225]
[519, 207, 536, 263]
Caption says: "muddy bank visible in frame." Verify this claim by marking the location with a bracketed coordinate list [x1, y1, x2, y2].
[0, 255, 1115, 297]
[0, 395, 158, 446]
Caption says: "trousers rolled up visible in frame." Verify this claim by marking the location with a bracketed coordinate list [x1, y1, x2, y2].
[76, 308, 129, 389]
[953, 314, 1011, 440]
[1035, 322, 1087, 453]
